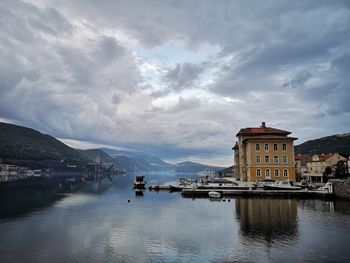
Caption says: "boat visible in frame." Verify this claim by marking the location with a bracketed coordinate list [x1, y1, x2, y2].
[256, 179, 275, 189]
[208, 191, 221, 198]
[316, 182, 333, 193]
[263, 180, 302, 190]
[133, 176, 146, 189]
[178, 177, 197, 185]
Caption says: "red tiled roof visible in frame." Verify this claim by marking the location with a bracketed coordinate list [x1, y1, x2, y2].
[237, 127, 291, 137]
[322, 153, 334, 160]
[242, 135, 297, 141]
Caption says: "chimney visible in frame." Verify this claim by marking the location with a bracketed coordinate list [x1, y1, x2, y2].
[261, 122, 266, 128]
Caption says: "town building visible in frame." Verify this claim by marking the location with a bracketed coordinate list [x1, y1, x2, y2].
[233, 122, 297, 182]
[303, 153, 348, 182]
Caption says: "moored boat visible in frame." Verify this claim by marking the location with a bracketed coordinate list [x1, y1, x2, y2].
[316, 182, 333, 193]
[133, 176, 146, 189]
[208, 191, 221, 198]
[263, 180, 302, 190]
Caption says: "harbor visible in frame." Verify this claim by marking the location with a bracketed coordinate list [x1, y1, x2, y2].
[1, 172, 350, 263]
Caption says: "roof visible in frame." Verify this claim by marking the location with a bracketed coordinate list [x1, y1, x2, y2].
[237, 127, 291, 136]
[243, 135, 297, 141]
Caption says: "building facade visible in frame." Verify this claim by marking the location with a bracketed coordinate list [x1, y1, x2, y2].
[303, 153, 348, 182]
[233, 122, 297, 182]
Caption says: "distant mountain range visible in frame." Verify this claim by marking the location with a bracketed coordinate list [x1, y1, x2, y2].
[79, 148, 221, 172]
[294, 133, 350, 156]
[0, 122, 222, 172]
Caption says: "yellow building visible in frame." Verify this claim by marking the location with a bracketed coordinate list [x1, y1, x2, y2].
[233, 122, 297, 182]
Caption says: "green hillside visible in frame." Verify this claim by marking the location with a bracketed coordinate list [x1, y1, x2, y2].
[294, 133, 350, 156]
[0, 122, 87, 166]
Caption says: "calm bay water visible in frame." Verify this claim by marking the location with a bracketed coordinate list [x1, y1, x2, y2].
[1, 173, 350, 263]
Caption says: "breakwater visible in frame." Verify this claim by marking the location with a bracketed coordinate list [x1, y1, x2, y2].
[332, 179, 350, 200]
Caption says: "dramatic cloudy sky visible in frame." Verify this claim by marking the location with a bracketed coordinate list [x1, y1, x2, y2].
[1, 0, 350, 166]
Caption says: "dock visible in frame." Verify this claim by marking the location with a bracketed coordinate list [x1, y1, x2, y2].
[181, 189, 334, 199]
[148, 184, 172, 190]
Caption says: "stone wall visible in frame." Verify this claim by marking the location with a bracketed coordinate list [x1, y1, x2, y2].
[331, 179, 350, 200]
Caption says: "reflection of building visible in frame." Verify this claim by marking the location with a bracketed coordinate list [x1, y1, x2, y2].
[233, 122, 297, 181]
[235, 198, 298, 242]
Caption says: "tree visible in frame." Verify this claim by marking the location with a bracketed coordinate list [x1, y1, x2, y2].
[334, 161, 349, 178]
[323, 166, 333, 183]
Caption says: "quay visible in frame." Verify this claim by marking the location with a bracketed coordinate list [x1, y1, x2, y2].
[181, 189, 334, 199]
[148, 184, 172, 190]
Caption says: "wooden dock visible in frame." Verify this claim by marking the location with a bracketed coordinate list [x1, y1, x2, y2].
[181, 189, 334, 199]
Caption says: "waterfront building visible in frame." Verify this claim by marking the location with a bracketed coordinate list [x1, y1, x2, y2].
[233, 122, 297, 182]
[303, 153, 348, 182]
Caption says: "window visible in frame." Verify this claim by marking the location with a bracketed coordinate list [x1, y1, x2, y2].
[256, 156, 261, 163]
[265, 169, 271, 178]
[273, 156, 279, 164]
[273, 144, 278, 151]
[256, 143, 260, 151]
[274, 169, 279, 177]
[282, 156, 287, 164]
[282, 143, 287, 151]
[264, 143, 269, 151]
[256, 169, 261, 177]
[283, 169, 288, 177]
[265, 156, 270, 163]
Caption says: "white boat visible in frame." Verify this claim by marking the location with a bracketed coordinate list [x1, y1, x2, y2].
[208, 191, 221, 198]
[263, 180, 302, 190]
[316, 182, 333, 193]
[33, 170, 42, 177]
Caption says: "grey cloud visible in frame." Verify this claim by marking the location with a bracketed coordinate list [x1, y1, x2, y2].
[283, 72, 313, 89]
[1, 0, 350, 165]
[325, 53, 350, 115]
[164, 63, 204, 92]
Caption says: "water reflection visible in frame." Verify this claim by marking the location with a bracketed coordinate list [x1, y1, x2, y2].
[1, 173, 350, 263]
[0, 178, 115, 221]
[0, 188, 62, 220]
[134, 189, 144, 196]
[235, 198, 298, 243]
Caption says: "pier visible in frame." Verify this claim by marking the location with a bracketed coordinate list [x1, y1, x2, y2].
[181, 189, 334, 198]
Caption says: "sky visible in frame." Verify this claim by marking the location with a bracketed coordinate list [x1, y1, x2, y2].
[0, 0, 350, 166]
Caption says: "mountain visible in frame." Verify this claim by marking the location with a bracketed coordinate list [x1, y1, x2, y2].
[294, 133, 350, 156]
[102, 148, 222, 172]
[0, 122, 87, 168]
[0, 121, 222, 172]
[76, 149, 115, 163]
[173, 161, 222, 173]
[102, 148, 173, 171]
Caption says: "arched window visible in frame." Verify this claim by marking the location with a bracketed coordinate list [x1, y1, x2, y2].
[265, 169, 271, 178]
[283, 169, 288, 177]
[256, 169, 261, 177]
[274, 169, 279, 177]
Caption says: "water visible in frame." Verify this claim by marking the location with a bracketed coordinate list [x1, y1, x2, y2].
[1, 173, 350, 262]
